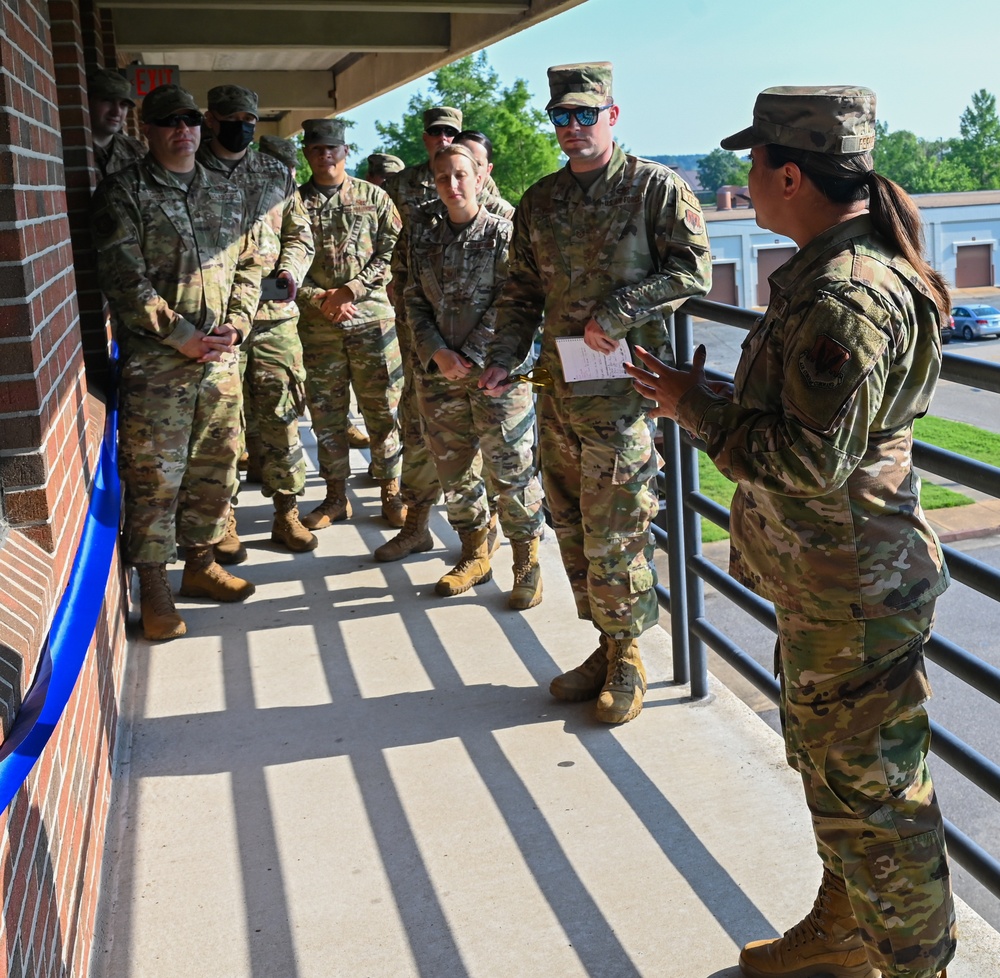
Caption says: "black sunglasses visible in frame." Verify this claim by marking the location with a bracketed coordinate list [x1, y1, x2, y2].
[547, 105, 612, 128]
[425, 125, 459, 138]
[150, 111, 203, 129]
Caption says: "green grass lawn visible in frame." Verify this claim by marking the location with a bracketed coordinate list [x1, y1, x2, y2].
[694, 415, 984, 543]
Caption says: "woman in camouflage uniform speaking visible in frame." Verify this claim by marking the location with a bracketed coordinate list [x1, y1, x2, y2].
[404, 144, 545, 608]
[626, 87, 955, 978]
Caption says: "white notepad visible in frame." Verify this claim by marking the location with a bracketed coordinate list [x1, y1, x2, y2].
[555, 336, 633, 382]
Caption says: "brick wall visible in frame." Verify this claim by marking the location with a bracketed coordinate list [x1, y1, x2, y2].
[0, 0, 131, 975]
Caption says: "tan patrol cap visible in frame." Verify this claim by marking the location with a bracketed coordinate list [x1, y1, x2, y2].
[367, 153, 405, 175]
[208, 84, 259, 119]
[141, 84, 199, 123]
[87, 68, 135, 105]
[302, 118, 348, 146]
[545, 62, 613, 111]
[720, 86, 877, 155]
[423, 106, 462, 131]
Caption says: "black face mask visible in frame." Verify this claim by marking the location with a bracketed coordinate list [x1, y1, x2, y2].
[216, 119, 256, 153]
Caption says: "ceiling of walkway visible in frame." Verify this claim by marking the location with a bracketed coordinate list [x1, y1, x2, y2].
[104, 0, 588, 136]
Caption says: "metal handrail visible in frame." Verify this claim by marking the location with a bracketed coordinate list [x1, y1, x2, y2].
[655, 296, 1000, 905]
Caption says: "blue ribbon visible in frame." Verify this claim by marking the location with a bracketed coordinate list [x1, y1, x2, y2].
[0, 391, 120, 811]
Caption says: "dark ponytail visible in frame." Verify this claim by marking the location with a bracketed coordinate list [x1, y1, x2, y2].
[764, 145, 950, 319]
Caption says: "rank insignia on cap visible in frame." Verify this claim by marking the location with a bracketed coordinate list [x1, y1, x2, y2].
[683, 207, 704, 235]
[799, 334, 851, 388]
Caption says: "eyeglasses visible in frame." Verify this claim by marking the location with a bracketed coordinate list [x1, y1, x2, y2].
[150, 111, 203, 129]
[425, 125, 459, 138]
[547, 105, 612, 128]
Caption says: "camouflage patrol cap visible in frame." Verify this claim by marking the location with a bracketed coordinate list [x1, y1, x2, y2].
[207, 84, 259, 119]
[259, 135, 299, 169]
[140, 84, 199, 123]
[545, 62, 613, 111]
[720, 86, 877, 155]
[422, 106, 462, 132]
[367, 153, 405, 175]
[87, 68, 135, 105]
[302, 118, 348, 146]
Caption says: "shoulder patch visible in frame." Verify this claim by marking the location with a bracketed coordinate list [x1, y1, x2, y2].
[683, 207, 704, 235]
[798, 333, 852, 389]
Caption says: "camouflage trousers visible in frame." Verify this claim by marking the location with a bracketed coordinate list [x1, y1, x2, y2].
[414, 368, 544, 540]
[118, 350, 241, 564]
[538, 391, 660, 640]
[776, 603, 957, 978]
[239, 318, 308, 497]
[298, 313, 403, 482]
[396, 318, 442, 504]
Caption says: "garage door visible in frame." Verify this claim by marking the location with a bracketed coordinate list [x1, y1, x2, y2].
[706, 262, 737, 305]
[956, 243, 993, 288]
[756, 247, 797, 306]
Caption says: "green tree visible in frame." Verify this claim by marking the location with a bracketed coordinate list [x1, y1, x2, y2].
[374, 53, 560, 204]
[873, 121, 975, 193]
[949, 89, 1000, 189]
[696, 148, 750, 193]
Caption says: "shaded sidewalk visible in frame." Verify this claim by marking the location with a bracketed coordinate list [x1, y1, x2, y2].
[91, 454, 1000, 978]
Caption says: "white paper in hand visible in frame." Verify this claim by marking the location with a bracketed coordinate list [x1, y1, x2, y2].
[555, 336, 633, 382]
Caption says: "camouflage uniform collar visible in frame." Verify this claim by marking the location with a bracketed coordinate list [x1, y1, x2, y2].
[142, 154, 205, 191]
[197, 143, 265, 174]
[439, 202, 490, 243]
[302, 171, 354, 201]
[768, 213, 874, 295]
[552, 142, 627, 201]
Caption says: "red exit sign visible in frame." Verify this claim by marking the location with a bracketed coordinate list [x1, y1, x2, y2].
[126, 65, 181, 99]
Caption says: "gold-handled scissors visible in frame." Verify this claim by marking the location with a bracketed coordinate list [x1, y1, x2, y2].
[507, 365, 555, 389]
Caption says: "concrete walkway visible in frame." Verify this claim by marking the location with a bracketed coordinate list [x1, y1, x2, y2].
[92, 445, 1000, 978]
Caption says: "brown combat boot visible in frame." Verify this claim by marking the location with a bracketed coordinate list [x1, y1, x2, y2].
[136, 563, 186, 641]
[739, 868, 876, 978]
[347, 423, 370, 449]
[436, 525, 492, 596]
[374, 500, 434, 562]
[244, 436, 264, 483]
[379, 478, 407, 528]
[549, 635, 610, 701]
[486, 511, 501, 556]
[271, 493, 318, 552]
[180, 546, 256, 602]
[302, 479, 351, 529]
[595, 637, 647, 724]
[214, 507, 247, 564]
[508, 537, 543, 610]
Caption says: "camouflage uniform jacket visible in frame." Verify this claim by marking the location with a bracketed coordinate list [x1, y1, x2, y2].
[675, 215, 949, 620]
[405, 205, 513, 370]
[487, 144, 712, 396]
[297, 174, 400, 326]
[91, 156, 261, 356]
[198, 145, 315, 323]
[95, 131, 146, 179]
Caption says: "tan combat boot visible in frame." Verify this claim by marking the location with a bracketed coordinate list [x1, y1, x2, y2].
[379, 478, 407, 528]
[302, 479, 351, 529]
[508, 537, 543, 610]
[136, 563, 186, 641]
[244, 435, 264, 483]
[180, 545, 256, 602]
[436, 525, 492, 596]
[214, 507, 247, 564]
[549, 635, 610, 701]
[347, 423, 370, 449]
[374, 500, 434, 562]
[271, 493, 318, 552]
[739, 868, 876, 978]
[595, 637, 647, 724]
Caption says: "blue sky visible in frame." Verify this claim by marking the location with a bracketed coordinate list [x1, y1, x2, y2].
[345, 0, 999, 159]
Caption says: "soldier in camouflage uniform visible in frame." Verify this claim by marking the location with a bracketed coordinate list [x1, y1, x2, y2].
[481, 63, 711, 724]
[406, 144, 544, 605]
[626, 87, 955, 978]
[199, 85, 318, 557]
[365, 153, 404, 188]
[87, 68, 145, 179]
[376, 114, 511, 563]
[91, 84, 261, 641]
[259, 135, 300, 173]
[296, 118, 405, 530]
